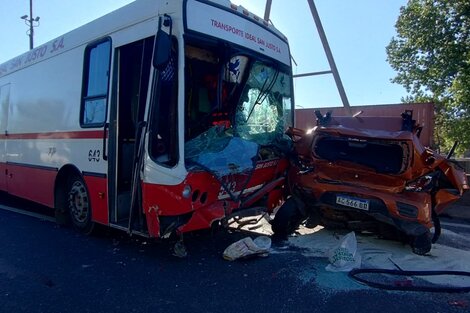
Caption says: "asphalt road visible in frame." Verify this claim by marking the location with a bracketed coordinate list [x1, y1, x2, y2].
[1, 193, 470, 313]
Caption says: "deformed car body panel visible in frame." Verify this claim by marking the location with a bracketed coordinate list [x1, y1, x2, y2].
[282, 111, 468, 253]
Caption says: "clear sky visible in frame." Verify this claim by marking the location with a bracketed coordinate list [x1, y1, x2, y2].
[0, 0, 408, 108]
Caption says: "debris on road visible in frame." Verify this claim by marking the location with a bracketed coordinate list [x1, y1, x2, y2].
[223, 236, 271, 261]
[326, 231, 361, 272]
[286, 226, 470, 290]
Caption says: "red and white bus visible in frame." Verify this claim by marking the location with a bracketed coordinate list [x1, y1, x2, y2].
[0, 0, 294, 245]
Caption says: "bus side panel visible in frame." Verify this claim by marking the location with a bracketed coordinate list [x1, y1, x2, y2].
[6, 49, 84, 135]
[0, 84, 9, 192]
[0, 162, 6, 192]
[83, 174, 109, 225]
[142, 183, 160, 238]
[4, 42, 109, 210]
[6, 163, 56, 207]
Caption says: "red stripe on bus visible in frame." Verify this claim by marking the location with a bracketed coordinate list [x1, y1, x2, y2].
[0, 162, 7, 191]
[5, 163, 56, 207]
[0, 130, 105, 140]
[0, 162, 109, 226]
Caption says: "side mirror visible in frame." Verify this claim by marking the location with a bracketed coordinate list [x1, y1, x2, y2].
[153, 30, 171, 70]
[153, 15, 172, 70]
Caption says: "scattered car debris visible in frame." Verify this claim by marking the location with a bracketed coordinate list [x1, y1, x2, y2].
[172, 240, 188, 258]
[326, 231, 361, 272]
[223, 236, 271, 261]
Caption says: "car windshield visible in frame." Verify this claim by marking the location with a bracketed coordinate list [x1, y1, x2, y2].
[314, 136, 411, 174]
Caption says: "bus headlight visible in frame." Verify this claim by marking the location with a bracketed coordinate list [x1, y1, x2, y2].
[182, 185, 192, 199]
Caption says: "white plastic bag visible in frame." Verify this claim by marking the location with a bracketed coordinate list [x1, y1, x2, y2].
[325, 231, 361, 272]
[223, 236, 271, 261]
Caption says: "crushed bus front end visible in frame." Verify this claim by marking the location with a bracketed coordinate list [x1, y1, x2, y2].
[144, 54, 293, 238]
[140, 0, 294, 243]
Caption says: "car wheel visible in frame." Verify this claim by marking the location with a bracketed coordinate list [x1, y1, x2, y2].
[68, 174, 94, 234]
[411, 231, 432, 255]
[271, 197, 303, 237]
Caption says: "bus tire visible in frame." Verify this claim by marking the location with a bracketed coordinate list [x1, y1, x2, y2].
[67, 174, 94, 235]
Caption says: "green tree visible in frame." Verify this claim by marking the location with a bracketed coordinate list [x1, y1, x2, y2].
[386, 0, 470, 155]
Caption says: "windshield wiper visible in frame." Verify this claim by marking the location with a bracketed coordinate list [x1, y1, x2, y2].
[245, 68, 279, 122]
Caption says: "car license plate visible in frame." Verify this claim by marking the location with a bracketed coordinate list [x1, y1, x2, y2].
[336, 195, 369, 211]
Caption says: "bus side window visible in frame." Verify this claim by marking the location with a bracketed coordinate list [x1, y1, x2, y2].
[149, 39, 178, 167]
[81, 38, 111, 127]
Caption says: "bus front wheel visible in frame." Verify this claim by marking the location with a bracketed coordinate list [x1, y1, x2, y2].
[68, 175, 94, 234]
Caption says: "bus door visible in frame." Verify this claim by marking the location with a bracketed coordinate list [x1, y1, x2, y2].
[0, 84, 10, 192]
[108, 36, 154, 231]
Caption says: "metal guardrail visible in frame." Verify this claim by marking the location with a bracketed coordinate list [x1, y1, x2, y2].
[452, 158, 470, 175]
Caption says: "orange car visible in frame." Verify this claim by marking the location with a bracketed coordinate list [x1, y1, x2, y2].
[272, 110, 468, 254]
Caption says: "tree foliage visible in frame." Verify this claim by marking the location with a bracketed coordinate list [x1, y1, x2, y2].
[386, 0, 470, 155]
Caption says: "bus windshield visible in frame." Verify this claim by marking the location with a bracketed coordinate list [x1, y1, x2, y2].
[234, 60, 292, 146]
[184, 48, 292, 178]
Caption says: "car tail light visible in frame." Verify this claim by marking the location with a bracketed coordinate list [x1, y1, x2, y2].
[405, 175, 433, 192]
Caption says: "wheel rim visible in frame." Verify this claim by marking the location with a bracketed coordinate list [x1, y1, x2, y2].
[69, 180, 89, 224]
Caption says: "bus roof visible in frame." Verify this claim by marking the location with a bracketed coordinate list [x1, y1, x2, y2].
[0, 0, 290, 78]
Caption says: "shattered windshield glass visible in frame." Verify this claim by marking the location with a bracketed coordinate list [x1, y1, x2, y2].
[185, 127, 259, 201]
[184, 48, 292, 200]
[234, 61, 292, 146]
[185, 127, 258, 176]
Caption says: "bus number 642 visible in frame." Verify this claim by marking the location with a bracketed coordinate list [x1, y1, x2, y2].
[88, 149, 101, 162]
